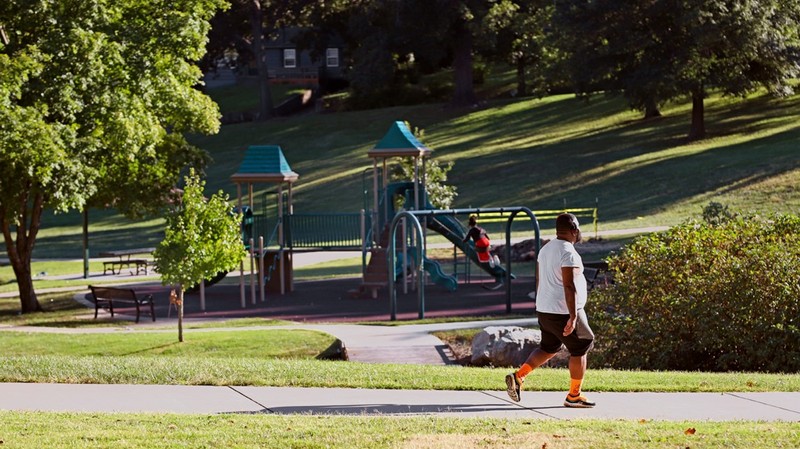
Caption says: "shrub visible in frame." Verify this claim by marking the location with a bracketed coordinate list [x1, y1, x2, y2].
[587, 214, 800, 373]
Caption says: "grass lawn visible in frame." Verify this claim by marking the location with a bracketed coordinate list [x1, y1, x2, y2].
[2, 412, 798, 449]
[2, 294, 799, 391]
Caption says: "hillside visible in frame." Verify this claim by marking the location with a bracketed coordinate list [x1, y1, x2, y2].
[14, 90, 800, 258]
[193, 91, 800, 228]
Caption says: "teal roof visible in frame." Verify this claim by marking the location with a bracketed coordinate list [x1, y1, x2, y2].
[368, 121, 432, 158]
[230, 145, 299, 183]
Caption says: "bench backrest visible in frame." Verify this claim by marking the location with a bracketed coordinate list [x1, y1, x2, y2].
[89, 285, 138, 300]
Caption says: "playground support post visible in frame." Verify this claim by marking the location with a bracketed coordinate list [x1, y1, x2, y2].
[259, 236, 265, 303]
[360, 209, 367, 278]
[503, 207, 541, 313]
[388, 211, 425, 321]
[239, 260, 245, 308]
[249, 238, 256, 305]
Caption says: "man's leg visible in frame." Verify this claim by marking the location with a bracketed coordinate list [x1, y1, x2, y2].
[505, 348, 556, 402]
[564, 354, 595, 408]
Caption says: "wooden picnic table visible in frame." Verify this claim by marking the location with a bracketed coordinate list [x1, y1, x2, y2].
[99, 248, 155, 276]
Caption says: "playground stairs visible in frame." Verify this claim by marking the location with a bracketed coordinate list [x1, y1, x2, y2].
[351, 248, 389, 299]
[350, 226, 402, 299]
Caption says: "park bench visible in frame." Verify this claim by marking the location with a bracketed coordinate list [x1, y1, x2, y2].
[584, 260, 611, 291]
[88, 285, 156, 323]
[99, 248, 154, 276]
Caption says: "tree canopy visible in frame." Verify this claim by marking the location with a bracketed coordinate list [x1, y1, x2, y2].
[0, 0, 226, 313]
[555, 0, 800, 138]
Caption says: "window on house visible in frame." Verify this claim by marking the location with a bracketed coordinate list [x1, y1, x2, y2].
[283, 49, 296, 68]
[326, 48, 339, 68]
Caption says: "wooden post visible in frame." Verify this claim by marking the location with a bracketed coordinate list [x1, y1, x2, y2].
[249, 238, 256, 305]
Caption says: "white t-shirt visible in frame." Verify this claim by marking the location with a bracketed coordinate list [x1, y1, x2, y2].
[535, 238, 587, 315]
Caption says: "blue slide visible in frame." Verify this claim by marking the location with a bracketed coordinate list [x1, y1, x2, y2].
[396, 246, 458, 292]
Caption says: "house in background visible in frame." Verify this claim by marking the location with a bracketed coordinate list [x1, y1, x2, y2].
[264, 28, 344, 87]
[204, 28, 345, 90]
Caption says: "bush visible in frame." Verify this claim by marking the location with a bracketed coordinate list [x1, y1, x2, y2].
[587, 214, 800, 373]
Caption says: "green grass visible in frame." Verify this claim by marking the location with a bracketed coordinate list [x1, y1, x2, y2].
[1, 355, 797, 392]
[293, 256, 363, 280]
[2, 293, 798, 391]
[14, 88, 800, 260]
[0, 259, 161, 294]
[3, 413, 797, 449]
[209, 83, 311, 116]
[0, 329, 336, 359]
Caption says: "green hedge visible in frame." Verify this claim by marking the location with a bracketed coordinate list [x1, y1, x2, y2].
[588, 214, 800, 372]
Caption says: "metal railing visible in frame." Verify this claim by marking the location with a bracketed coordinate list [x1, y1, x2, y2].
[470, 207, 599, 238]
[286, 212, 368, 249]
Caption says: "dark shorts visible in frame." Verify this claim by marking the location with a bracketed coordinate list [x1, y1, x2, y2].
[536, 311, 594, 357]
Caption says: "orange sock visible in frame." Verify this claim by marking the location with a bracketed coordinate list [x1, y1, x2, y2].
[515, 363, 533, 381]
[569, 378, 583, 397]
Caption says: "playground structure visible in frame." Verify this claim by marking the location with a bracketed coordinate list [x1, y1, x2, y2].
[219, 121, 598, 318]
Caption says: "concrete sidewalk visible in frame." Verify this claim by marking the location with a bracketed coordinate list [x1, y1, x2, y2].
[1, 383, 798, 421]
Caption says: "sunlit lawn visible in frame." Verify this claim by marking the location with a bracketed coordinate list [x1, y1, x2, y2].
[2, 413, 798, 449]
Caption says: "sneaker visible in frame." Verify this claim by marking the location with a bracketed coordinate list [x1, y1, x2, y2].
[564, 394, 596, 408]
[505, 373, 521, 402]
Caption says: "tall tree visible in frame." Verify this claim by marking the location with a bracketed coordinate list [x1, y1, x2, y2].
[481, 0, 556, 97]
[0, 0, 225, 313]
[153, 171, 245, 342]
[556, 0, 800, 139]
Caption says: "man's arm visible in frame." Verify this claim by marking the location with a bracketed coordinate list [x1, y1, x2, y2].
[561, 266, 581, 336]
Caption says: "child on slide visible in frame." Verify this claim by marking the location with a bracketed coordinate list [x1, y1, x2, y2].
[463, 215, 500, 267]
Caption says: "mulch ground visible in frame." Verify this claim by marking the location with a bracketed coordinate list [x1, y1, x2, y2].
[117, 276, 537, 323]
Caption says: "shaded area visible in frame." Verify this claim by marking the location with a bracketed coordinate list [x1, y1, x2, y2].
[100, 277, 536, 323]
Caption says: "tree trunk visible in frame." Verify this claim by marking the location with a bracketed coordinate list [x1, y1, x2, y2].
[644, 96, 661, 119]
[11, 258, 40, 313]
[515, 56, 527, 97]
[178, 288, 184, 342]
[250, 0, 273, 121]
[689, 88, 706, 140]
[451, 20, 477, 107]
[1, 192, 44, 314]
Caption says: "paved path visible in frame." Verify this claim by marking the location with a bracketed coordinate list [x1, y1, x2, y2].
[1, 383, 798, 420]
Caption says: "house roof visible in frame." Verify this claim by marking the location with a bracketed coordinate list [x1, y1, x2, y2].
[367, 121, 432, 159]
[230, 145, 299, 184]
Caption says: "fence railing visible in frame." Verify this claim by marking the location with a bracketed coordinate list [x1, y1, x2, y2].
[471, 207, 599, 238]
[285, 212, 368, 249]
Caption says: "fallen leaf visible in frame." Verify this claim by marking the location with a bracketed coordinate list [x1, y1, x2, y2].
[552, 434, 565, 439]
[639, 419, 650, 424]
[684, 428, 696, 435]
[541, 443, 548, 449]
[168, 424, 177, 430]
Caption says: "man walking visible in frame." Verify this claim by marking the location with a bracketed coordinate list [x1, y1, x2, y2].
[505, 213, 596, 408]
